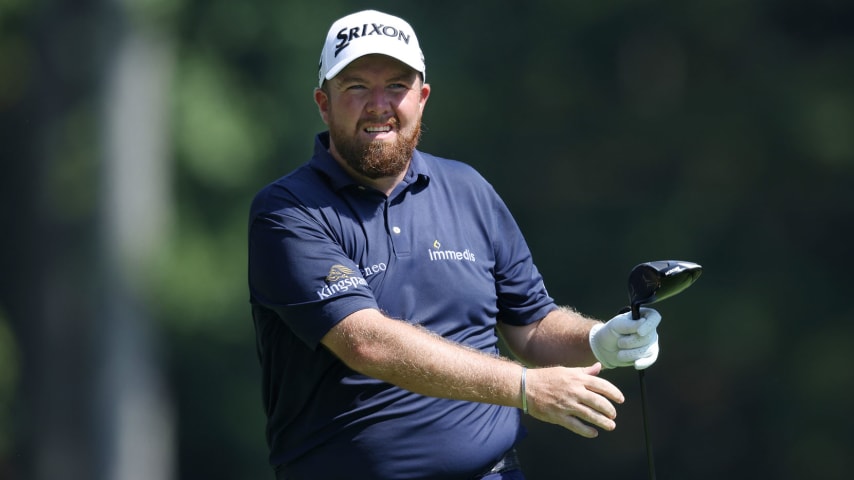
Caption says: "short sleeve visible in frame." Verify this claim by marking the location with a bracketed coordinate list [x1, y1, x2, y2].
[489, 192, 557, 326]
[249, 208, 378, 348]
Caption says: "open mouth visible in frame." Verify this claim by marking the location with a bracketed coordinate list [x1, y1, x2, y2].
[364, 125, 393, 133]
[362, 117, 398, 135]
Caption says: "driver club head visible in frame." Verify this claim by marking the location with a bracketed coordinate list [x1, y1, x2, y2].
[628, 260, 703, 318]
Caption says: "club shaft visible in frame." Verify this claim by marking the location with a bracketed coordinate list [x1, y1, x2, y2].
[632, 305, 656, 480]
[638, 369, 656, 480]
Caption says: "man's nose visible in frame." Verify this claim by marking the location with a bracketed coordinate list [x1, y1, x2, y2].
[365, 87, 391, 114]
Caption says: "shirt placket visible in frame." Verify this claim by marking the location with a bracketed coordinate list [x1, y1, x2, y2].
[385, 189, 411, 258]
[385, 181, 412, 258]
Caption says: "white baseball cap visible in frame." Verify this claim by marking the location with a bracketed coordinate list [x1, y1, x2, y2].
[318, 10, 426, 88]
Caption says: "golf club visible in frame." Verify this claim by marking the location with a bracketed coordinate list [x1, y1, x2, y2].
[626, 260, 702, 480]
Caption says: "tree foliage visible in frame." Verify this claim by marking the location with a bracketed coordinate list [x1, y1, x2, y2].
[2, 0, 853, 479]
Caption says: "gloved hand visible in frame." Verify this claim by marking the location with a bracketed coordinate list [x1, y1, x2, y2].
[589, 308, 661, 370]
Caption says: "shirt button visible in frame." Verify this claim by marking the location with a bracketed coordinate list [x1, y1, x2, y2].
[392, 226, 402, 234]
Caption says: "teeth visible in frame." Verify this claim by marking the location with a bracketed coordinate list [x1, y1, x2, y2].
[365, 126, 392, 133]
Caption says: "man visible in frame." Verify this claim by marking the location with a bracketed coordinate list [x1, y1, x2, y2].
[248, 9, 661, 480]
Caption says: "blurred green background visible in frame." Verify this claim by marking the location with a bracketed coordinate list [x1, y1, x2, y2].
[1, 0, 853, 479]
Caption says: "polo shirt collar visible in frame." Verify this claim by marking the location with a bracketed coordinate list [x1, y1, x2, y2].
[309, 131, 430, 192]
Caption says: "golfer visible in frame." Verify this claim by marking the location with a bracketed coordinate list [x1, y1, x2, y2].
[248, 9, 661, 479]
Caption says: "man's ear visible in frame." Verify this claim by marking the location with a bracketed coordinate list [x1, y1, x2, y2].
[419, 82, 431, 113]
[314, 88, 330, 125]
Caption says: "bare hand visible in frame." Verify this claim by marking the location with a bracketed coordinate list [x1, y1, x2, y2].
[524, 363, 625, 438]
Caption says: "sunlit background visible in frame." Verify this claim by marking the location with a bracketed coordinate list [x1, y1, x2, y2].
[1, 0, 853, 479]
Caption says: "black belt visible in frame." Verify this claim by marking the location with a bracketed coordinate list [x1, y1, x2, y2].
[474, 448, 522, 478]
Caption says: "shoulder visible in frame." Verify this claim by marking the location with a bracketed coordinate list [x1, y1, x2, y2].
[415, 151, 494, 192]
[249, 163, 328, 220]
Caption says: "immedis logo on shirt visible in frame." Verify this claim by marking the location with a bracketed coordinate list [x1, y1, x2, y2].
[427, 239, 476, 262]
[317, 264, 369, 299]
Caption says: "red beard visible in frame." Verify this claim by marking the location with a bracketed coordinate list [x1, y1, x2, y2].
[331, 119, 422, 179]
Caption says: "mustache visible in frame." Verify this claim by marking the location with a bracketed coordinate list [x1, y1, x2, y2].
[359, 117, 399, 129]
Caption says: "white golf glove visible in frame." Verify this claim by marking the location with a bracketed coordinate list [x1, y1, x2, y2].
[589, 308, 661, 370]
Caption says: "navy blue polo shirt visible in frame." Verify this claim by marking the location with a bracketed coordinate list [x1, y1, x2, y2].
[249, 132, 557, 479]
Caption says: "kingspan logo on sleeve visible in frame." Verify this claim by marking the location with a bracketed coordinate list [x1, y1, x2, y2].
[317, 264, 369, 300]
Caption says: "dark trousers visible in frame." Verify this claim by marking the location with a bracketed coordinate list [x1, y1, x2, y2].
[274, 448, 523, 479]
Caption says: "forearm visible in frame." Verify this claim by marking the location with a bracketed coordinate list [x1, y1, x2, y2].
[321, 308, 525, 408]
[500, 306, 601, 368]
